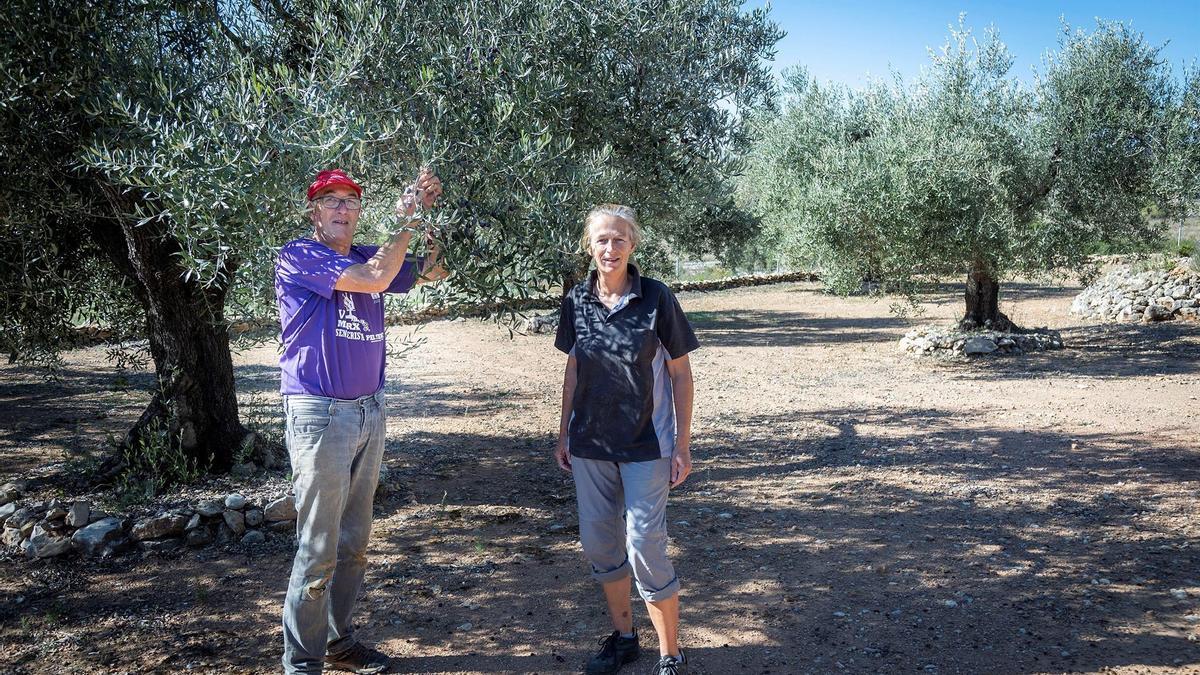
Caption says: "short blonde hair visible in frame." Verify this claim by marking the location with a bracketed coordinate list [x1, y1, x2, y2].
[580, 203, 642, 253]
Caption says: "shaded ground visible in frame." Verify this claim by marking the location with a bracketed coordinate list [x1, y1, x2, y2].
[1, 279, 1199, 674]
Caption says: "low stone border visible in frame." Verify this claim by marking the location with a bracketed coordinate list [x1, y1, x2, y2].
[519, 270, 820, 333]
[900, 327, 1065, 358]
[0, 480, 296, 560]
[670, 270, 820, 293]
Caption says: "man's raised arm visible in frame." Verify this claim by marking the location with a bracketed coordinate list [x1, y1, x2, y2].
[335, 170, 442, 293]
[334, 228, 415, 293]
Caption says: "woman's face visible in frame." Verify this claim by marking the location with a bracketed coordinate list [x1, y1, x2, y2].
[588, 214, 636, 275]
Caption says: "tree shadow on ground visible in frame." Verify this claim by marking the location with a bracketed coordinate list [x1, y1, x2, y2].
[670, 404, 1199, 673]
[0, 367, 156, 435]
[955, 322, 1200, 379]
[0, 366, 159, 478]
[0, 360, 525, 485]
[3, 404, 1198, 673]
[3, 283, 1198, 673]
[699, 405, 1196, 489]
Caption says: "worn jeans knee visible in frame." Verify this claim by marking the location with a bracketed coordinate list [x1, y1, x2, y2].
[298, 570, 334, 602]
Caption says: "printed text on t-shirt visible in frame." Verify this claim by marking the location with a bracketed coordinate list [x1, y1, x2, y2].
[336, 293, 385, 342]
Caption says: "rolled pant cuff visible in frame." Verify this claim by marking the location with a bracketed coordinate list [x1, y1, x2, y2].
[636, 576, 680, 602]
[591, 559, 632, 584]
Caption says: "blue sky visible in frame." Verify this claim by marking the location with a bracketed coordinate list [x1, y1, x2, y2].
[743, 1, 1200, 87]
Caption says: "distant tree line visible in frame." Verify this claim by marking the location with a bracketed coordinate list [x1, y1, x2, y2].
[740, 19, 1200, 329]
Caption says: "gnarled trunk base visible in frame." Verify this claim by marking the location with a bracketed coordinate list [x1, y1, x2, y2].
[960, 264, 1018, 332]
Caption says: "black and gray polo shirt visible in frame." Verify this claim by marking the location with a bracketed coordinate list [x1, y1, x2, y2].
[555, 265, 700, 463]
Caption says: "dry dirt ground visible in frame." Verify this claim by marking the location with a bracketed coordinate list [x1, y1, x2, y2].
[1, 280, 1199, 675]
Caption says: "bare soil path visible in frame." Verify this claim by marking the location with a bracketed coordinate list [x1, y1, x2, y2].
[1, 280, 1198, 674]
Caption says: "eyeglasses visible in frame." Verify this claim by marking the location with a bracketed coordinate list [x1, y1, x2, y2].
[313, 196, 363, 211]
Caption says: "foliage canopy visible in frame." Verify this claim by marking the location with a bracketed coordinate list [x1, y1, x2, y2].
[0, 0, 782, 471]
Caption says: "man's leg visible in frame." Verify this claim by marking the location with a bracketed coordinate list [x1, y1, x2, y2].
[282, 397, 356, 674]
[620, 458, 681, 657]
[327, 393, 387, 654]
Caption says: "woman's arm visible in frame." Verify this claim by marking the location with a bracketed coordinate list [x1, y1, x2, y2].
[555, 353, 578, 472]
[665, 353, 694, 487]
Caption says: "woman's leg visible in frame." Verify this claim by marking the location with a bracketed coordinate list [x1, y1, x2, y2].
[619, 458, 680, 656]
[645, 594, 679, 657]
[573, 457, 634, 627]
[601, 575, 635, 634]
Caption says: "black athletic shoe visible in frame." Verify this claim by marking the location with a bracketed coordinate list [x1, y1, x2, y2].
[324, 641, 392, 674]
[585, 629, 640, 674]
[650, 649, 687, 675]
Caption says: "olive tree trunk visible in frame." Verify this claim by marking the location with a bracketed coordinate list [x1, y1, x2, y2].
[960, 259, 1015, 331]
[90, 205, 250, 476]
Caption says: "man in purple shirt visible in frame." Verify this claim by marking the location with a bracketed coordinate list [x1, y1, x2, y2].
[276, 168, 444, 674]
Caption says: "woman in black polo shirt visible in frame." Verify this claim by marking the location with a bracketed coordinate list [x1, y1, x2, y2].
[554, 204, 700, 675]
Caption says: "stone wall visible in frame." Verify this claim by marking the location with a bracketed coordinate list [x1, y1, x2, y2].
[1071, 259, 1199, 323]
[0, 480, 296, 560]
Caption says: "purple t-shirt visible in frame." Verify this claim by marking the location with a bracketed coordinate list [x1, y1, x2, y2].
[275, 238, 421, 399]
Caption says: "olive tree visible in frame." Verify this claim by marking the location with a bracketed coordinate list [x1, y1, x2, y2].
[743, 20, 1194, 329]
[0, 0, 780, 477]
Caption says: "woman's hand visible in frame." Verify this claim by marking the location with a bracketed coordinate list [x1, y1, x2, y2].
[670, 446, 691, 487]
[554, 440, 572, 473]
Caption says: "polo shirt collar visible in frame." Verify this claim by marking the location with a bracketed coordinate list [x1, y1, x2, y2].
[583, 264, 643, 304]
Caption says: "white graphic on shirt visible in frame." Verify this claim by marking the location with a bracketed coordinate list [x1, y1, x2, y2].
[341, 294, 362, 323]
[335, 292, 385, 343]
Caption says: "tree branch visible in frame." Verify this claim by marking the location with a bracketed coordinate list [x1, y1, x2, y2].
[213, 1, 252, 56]
[258, 0, 307, 38]
[1016, 144, 1062, 219]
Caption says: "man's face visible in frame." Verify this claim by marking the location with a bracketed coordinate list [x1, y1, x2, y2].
[588, 214, 636, 275]
[309, 186, 361, 245]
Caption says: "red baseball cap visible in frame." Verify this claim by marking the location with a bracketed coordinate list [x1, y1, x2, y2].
[307, 169, 363, 201]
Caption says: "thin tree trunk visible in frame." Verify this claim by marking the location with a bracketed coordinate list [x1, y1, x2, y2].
[562, 271, 578, 297]
[961, 259, 1015, 331]
[561, 249, 583, 297]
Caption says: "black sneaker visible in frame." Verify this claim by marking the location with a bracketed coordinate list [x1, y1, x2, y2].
[651, 649, 687, 675]
[325, 641, 392, 674]
[585, 629, 640, 674]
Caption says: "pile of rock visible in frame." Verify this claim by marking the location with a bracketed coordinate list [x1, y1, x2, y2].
[0, 481, 297, 560]
[1071, 259, 1199, 323]
[900, 327, 1064, 358]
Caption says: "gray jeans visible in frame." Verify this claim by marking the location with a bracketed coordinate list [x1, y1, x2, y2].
[281, 390, 386, 674]
[572, 456, 680, 602]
